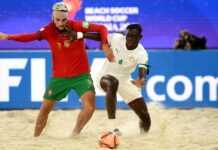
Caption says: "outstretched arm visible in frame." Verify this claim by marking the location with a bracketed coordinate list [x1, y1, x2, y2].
[83, 32, 101, 41]
[0, 32, 42, 42]
[72, 21, 115, 62]
[83, 32, 114, 62]
[80, 22, 108, 44]
[64, 25, 101, 41]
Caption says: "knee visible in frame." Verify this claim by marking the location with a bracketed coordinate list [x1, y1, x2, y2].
[85, 104, 95, 114]
[109, 76, 119, 91]
[100, 75, 119, 92]
[90, 104, 96, 112]
[88, 106, 95, 116]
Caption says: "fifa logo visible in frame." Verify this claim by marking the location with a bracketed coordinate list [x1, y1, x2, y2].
[0, 55, 218, 108]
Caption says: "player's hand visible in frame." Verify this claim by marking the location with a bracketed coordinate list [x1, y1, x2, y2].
[0, 32, 8, 40]
[102, 43, 115, 62]
[64, 26, 77, 41]
[132, 79, 145, 88]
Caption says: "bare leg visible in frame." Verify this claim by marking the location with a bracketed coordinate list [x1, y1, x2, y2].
[72, 91, 95, 135]
[100, 75, 119, 119]
[128, 98, 151, 132]
[34, 100, 55, 137]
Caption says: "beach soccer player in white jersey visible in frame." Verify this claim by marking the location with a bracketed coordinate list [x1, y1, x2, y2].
[85, 24, 151, 132]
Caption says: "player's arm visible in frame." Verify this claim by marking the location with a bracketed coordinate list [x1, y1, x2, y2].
[64, 25, 101, 41]
[83, 32, 101, 41]
[80, 22, 108, 44]
[73, 21, 115, 62]
[83, 22, 114, 62]
[132, 48, 149, 88]
[0, 31, 43, 42]
[132, 65, 149, 88]
[73, 32, 115, 63]
[82, 32, 115, 63]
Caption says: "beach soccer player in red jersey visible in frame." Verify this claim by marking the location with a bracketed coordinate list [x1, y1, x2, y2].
[0, 2, 115, 137]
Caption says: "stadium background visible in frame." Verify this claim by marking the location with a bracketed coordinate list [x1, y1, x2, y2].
[0, 0, 218, 49]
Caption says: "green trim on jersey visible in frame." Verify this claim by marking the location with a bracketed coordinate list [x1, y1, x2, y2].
[43, 74, 95, 101]
[82, 21, 89, 29]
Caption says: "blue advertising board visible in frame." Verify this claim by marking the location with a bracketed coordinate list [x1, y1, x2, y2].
[0, 50, 218, 109]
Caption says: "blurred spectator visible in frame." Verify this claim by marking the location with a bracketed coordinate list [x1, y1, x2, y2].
[174, 30, 207, 50]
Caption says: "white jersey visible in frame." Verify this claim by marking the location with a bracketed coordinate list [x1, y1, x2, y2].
[97, 33, 148, 80]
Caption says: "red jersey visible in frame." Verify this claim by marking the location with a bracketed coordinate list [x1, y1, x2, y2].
[8, 20, 108, 77]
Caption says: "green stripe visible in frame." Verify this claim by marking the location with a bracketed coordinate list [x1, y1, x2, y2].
[82, 21, 89, 29]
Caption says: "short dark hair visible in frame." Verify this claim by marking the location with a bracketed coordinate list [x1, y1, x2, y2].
[126, 24, 142, 34]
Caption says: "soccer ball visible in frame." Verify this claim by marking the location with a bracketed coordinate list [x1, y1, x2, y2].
[98, 129, 120, 149]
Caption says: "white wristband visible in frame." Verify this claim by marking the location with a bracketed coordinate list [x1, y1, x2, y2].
[77, 32, 83, 39]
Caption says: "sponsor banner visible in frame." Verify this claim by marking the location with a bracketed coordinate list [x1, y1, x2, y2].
[0, 50, 218, 109]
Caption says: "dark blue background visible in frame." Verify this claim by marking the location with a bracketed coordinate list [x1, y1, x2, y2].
[0, 0, 218, 49]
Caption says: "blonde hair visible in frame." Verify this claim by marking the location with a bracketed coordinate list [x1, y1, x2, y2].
[52, 2, 68, 12]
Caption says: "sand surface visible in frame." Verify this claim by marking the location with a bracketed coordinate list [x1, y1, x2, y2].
[1, 103, 218, 150]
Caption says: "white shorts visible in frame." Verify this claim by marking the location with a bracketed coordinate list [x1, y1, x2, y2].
[95, 76, 142, 104]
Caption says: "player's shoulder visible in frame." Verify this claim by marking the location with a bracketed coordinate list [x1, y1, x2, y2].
[68, 20, 90, 30]
[136, 43, 147, 52]
[68, 20, 81, 25]
[110, 33, 124, 38]
[136, 44, 148, 56]
[109, 33, 125, 42]
[40, 22, 54, 32]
